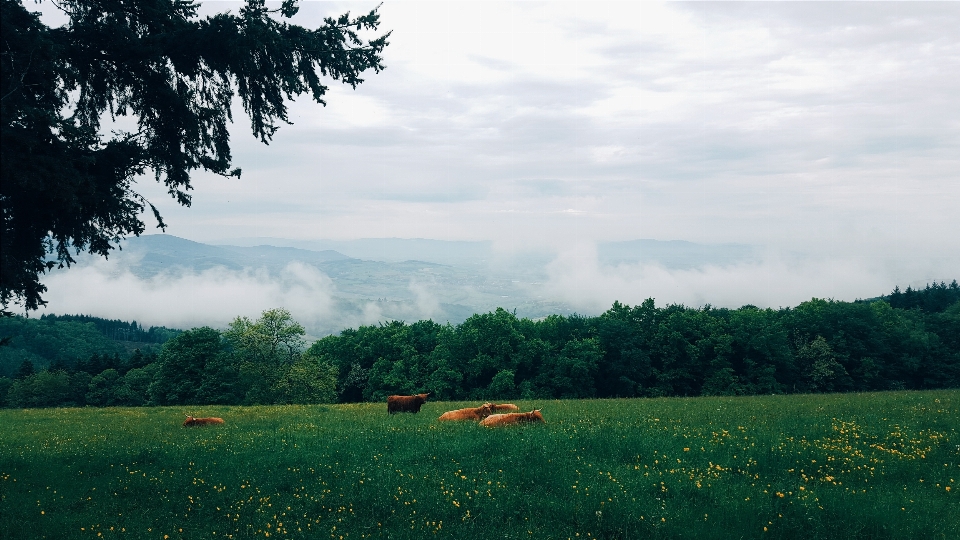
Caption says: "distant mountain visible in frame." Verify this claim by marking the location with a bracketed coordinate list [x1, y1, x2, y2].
[188, 235, 761, 312]
[210, 236, 495, 266]
[79, 235, 566, 327]
[63, 234, 759, 332]
[212, 236, 758, 269]
[111, 235, 351, 277]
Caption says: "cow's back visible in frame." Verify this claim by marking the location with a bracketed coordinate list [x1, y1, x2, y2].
[438, 405, 493, 421]
[480, 410, 544, 427]
[479, 413, 509, 426]
[438, 409, 468, 421]
[183, 416, 225, 427]
[492, 403, 520, 412]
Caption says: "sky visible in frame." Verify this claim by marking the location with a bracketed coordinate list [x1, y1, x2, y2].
[31, 1, 960, 328]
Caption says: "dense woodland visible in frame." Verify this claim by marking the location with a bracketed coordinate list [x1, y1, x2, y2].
[0, 315, 180, 379]
[37, 315, 182, 344]
[1, 281, 958, 408]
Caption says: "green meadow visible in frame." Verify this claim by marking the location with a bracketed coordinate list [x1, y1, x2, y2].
[1, 391, 957, 539]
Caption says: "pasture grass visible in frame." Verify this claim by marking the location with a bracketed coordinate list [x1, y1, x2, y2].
[1, 391, 958, 539]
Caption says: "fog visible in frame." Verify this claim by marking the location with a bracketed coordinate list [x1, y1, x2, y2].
[32, 242, 957, 336]
[541, 244, 944, 314]
[35, 261, 340, 337]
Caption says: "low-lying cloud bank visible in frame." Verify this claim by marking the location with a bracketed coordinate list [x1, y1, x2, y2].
[32, 246, 959, 336]
[541, 244, 959, 313]
[36, 261, 336, 333]
[34, 258, 458, 337]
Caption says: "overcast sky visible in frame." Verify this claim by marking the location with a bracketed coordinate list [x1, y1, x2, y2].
[135, 1, 960, 251]
[33, 1, 960, 324]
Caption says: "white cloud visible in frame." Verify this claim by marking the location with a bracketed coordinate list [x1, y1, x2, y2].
[542, 243, 960, 313]
[408, 280, 443, 321]
[32, 257, 464, 336]
[300, 90, 395, 129]
[35, 261, 340, 333]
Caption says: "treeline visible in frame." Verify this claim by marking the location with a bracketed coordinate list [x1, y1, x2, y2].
[38, 314, 182, 344]
[0, 314, 181, 378]
[884, 280, 960, 313]
[1, 283, 958, 408]
[312, 295, 960, 402]
[0, 316, 125, 378]
[0, 310, 335, 408]
[1, 350, 159, 408]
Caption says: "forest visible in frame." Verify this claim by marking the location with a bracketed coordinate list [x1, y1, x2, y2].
[1, 281, 958, 408]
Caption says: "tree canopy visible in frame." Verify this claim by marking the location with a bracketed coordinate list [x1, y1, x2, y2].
[2, 282, 959, 408]
[0, 0, 390, 311]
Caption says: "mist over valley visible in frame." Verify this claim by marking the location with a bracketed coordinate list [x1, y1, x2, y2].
[36, 234, 771, 336]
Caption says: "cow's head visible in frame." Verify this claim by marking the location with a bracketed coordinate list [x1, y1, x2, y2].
[530, 409, 545, 422]
[183, 415, 195, 427]
[478, 403, 495, 417]
[416, 393, 431, 403]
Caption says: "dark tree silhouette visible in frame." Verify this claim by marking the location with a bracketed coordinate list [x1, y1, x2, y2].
[1, 0, 389, 311]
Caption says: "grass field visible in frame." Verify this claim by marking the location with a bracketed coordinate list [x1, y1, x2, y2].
[1, 391, 957, 539]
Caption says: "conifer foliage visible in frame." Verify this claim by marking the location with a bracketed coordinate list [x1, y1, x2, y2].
[0, 0, 390, 311]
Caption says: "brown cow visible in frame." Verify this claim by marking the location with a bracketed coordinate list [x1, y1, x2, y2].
[387, 393, 431, 414]
[490, 403, 520, 412]
[183, 415, 225, 427]
[479, 409, 544, 427]
[438, 403, 495, 421]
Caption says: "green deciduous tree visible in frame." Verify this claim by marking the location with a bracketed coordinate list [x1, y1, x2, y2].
[274, 355, 337, 404]
[537, 338, 602, 399]
[593, 300, 656, 398]
[224, 308, 315, 404]
[115, 362, 158, 406]
[0, 376, 12, 406]
[224, 308, 305, 366]
[7, 368, 71, 407]
[796, 335, 848, 393]
[15, 358, 35, 379]
[148, 326, 223, 405]
[486, 368, 516, 399]
[1, 0, 389, 311]
[85, 367, 120, 406]
[68, 371, 92, 406]
[456, 308, 524, 395]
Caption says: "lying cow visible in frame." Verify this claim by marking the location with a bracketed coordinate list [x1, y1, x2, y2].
[490, 403, 520, 412]
[438, 403, 495, 421]
[480, 409, 545, 427]
[183, 415, 225, 427]
[387, 393, 431, 414]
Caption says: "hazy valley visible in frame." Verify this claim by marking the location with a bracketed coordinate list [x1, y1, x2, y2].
[54, 235, 758, 336]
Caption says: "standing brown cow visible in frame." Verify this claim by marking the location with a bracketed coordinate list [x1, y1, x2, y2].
[479, 409, 544, 427]
[183, 415, 225, 427]
[387, 393, 431, 414]
[438, 403, 495, 421]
